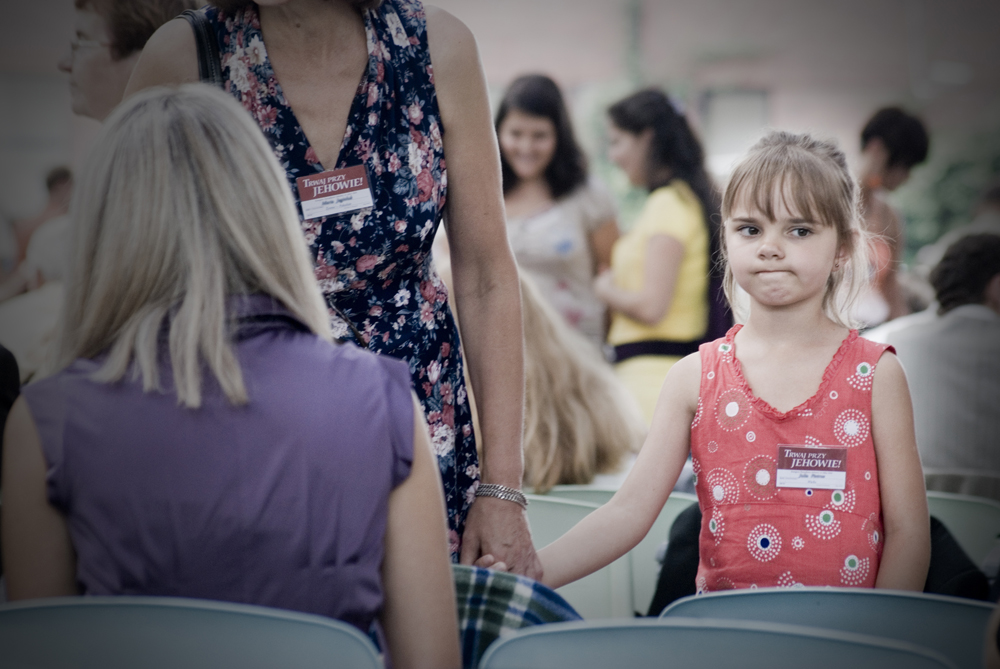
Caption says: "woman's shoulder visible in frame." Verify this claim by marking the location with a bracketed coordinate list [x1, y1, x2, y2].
[561, 177, 617, 226]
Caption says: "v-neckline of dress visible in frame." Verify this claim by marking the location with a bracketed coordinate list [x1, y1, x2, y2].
[251, 4, 376, 173]
[726, 323, 859, 421]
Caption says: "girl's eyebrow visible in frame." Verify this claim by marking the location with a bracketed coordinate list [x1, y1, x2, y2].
[731, 216, 761, 223]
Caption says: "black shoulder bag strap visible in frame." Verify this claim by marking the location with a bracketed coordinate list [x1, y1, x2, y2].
[180, 9, 224, 87]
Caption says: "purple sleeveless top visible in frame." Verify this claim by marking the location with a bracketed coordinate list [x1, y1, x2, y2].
[21, 295, 414, 633]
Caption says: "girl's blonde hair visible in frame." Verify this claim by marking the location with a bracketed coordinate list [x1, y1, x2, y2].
[520, 273, 644, 493]
[55, 84, 333, 407]
[720, 130, 870, 328]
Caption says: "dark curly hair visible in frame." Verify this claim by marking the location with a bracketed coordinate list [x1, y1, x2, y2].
[860, 107, 929, 169]
[495, 74, 588, 199]
[930, 233, 1000, 313]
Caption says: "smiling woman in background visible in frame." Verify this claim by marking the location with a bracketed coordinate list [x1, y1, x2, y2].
[496, 74, 619, 348]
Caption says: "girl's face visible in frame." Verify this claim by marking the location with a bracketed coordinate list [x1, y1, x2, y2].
[607, 122, 652, 188]
[725, 186, 846, 311]
[498, 109, 558, 183]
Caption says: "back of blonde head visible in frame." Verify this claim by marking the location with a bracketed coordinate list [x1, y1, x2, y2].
[57, 84, 332, 407]
[520, 273, 644, 493]
[721, 131, 870, 328]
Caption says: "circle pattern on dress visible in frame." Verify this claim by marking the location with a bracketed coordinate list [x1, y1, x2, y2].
[706, 468, 740, 505]
[777, 571, 802, 588]
[716, 389, 751, 431]
[746, 430, 756, 442]
[708, 507, 725, 545]
[715, 577, 735, 590]
[829, 390, 838, 400]
[804, 435, 822, 446]
[840, 555, 870, 586]
[691, 398, 704, 428]
[792, 536, 805, 550]
[834, 408, 869, 447]
[827, 487, 856, 513]
[743, 455, 777, 499]
[747, 523, 782, 562]
[805, 509, 842, 540]
[708, 440, 719, 453]
[847, 361, 876, 391]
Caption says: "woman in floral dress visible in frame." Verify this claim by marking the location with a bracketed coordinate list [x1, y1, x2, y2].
[126, 0, 538, 577]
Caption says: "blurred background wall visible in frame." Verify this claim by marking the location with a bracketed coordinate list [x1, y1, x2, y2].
[2, 0, 998, 258]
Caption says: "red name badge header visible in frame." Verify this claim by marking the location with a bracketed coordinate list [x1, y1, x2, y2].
[295, 165, 374, 220]
[776, 444, 848, 490]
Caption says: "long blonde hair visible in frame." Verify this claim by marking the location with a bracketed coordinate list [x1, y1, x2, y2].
[720, 131, 870, 328]
[520, 273, 644, 493]
[55, 84, 332, 407]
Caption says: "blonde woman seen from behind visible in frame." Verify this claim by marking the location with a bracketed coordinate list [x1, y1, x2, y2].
[520, 272, 644, 493]
[1, 85, 460, 669]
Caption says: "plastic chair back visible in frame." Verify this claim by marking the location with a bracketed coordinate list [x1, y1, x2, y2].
[927, 490, 1000, 566]
[547, 486, 698, 614]
[0, 596, 382, 669]
[478, 617, 956, 669]
[525, 495, 633, 618]
[661, 587, 991, 669]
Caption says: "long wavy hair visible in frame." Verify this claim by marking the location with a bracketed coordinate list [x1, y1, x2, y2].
[495, 74, 588, 199]
[55, 84, 333, 407]
[607, 88, 720, 226]
[519, 273, 644, 492]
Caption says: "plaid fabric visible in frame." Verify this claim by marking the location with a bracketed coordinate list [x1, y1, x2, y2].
[453, 564, 582, 668]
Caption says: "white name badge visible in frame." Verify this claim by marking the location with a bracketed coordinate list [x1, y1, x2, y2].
[776, 444, 848, 490]
[296, 165, 374, 220]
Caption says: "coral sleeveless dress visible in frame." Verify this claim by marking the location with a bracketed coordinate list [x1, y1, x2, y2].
[691, 325, 893, 591]
[203, 0, 477, 543]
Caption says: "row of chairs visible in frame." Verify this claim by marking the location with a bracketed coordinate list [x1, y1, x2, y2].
[2, 588, 990, 668]
[531, 486, 1000, 618]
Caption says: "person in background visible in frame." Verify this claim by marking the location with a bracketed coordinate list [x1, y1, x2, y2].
[58, 0, 199, 122]
[126, 0, 536, 576]
[518, 272, 644, 492]
[855, 107, 929, 326]
[1, 85, 460, 669]
[0, 169, 73, 303]
[496, 74, 619, 348]
[596, 89, 720, 423]
[12, 168, 72, 267]
[866, 234, 1000, 481]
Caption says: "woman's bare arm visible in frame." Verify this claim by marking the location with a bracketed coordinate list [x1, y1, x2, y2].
[123, 18, 199, 97]
[426, 7, 538, 578]
[588, 219, 619, 274]
[380, 395, 461, 669]
[538, 352, 699, 588]
[1, 397, 78, 599]
[870, 353, 930, 590]
[595, 234, 683, 326]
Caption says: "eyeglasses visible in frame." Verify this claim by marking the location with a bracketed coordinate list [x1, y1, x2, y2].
[69, 37, 109, 53]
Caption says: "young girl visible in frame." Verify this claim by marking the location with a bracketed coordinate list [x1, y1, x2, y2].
[538, 131, 931, 593]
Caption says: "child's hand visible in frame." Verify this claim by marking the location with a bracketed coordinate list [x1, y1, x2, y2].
[474, 554, 508, 572]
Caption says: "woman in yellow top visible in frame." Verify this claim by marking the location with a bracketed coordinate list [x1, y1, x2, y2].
[595, 89, 723, 422]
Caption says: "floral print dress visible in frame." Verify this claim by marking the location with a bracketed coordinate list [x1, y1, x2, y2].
[691, 325, 892, 591]
[203, 0, 477, 545]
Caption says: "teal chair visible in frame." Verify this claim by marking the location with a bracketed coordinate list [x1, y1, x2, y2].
[525, 494, 633, 618]
[661, 587, 992, 669]
[927, 490, 1000, 566]
[0, 597, 382, 669]
[478, 617, 957, 669]
[547, 486, 699, 614]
